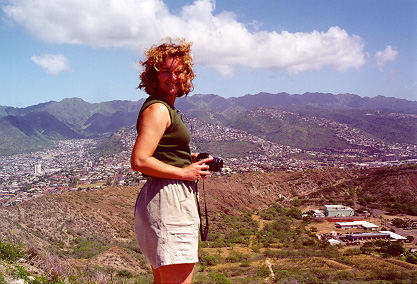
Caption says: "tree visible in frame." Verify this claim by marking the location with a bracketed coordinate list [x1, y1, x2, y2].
[345, 200, 354, 207]
[376, 241, 405, 257]
[391, 218, 407, 228]
[385, 242, 405, 257]
[291, 198, 302, 207]
[286, 207, 302, 219]
[406, 254, 417, 264]
[310, 226, 318, 233]
[360, 242, 374, 255]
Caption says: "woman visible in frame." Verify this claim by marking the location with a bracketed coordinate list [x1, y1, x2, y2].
[131, 38, 212, 284]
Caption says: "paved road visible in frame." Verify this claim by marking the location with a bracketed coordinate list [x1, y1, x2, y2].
[371, 209, 417, 247]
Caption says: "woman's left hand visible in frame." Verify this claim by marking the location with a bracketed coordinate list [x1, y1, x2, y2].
[182, 156, 213, 180]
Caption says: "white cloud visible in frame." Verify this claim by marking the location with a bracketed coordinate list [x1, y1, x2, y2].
[374, 45, 398, 70]
[4, 0, 366, 76]
[30, 54, 71, 75]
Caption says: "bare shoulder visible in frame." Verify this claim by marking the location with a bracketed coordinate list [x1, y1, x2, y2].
[142, 102, 170, 118]
[144, 102, 169, 113]
[140, 102, 170, 127]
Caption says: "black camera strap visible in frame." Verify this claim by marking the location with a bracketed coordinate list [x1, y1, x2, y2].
[178, 109, 209, 240]
[196, 180, 209, 241]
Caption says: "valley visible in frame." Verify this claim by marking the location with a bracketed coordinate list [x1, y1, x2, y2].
[0, 93, 416, 283]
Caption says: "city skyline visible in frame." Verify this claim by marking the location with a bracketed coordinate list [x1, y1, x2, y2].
[1, 0, 416, 108]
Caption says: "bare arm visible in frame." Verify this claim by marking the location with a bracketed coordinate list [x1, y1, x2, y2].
[131, 103, 212, 181]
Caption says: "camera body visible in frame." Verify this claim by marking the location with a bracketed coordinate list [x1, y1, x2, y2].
[196, 153, 223, 172]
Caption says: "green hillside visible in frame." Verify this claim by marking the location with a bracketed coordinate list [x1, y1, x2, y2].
[0, 119, 53, 155]
[1, 93, 416, 156]
[226, 110, 354, 150]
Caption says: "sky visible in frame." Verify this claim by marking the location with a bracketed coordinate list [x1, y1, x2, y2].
[0, 0, 416, 108]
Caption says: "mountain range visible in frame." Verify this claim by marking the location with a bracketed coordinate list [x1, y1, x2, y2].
[0, 92, 416, 156]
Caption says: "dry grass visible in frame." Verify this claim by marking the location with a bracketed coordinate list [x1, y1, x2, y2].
[0, 166, 416, 282]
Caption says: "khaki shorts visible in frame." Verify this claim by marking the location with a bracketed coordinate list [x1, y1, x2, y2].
[134, 178, 199, 269]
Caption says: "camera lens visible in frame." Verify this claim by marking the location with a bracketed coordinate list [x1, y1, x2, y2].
[197, 153, 223, 172]
[208, 158, 223, 172]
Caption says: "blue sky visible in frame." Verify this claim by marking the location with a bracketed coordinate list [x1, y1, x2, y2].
[1, 0, 416, 108]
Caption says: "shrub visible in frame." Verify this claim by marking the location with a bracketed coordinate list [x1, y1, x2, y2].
[225, 250, 246, 263]
[0, 274, 6, 284]
[259, 204, 285, 220]
[117, 270, 133, 278]
[360, 242, 374, 255]
[310, 268, 330, 281]
[72, 237, 107, 259]
[0, 239, 24, 262]
[319, 246, 340, 258]
[10, 265, 50, 284]
[208, 272, 231, 284]
[286, 207, 302, 219]
[337, 270, 353, 280]
[257, 217, 293, 246]
[302, 238, 316, 247]
[264, 248, 294, 259]
[310, 226, 318, 232]
[199, 252, 218, 267]
[291, 198, 302, 207]
[406, 254, 417, 264]
[301, 275, 324, 284]
[224, 230, 245, 244]
[133, 274, 154, 284]
[240, 259, 252, 267]
[210, 238, 229, 248]
[370, 268, 407, 281]
[274, 269, 291, 281]
[256, 265, 271, 278]
[193, 273, 210, 284]
[343, 248, 361, 256]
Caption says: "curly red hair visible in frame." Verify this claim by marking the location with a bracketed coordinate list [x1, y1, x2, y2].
[138, 38, 195, 97]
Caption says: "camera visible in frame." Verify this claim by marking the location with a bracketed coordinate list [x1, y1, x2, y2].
[196, 153, 223, 172]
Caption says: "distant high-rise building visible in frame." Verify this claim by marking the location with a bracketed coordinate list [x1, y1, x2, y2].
[34, 164, 42, 175]
[392, 147, 400, 160]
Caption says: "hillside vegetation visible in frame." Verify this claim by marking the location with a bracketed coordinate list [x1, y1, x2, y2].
[1, 93, 416, 156]
[1, 164, 416, 283]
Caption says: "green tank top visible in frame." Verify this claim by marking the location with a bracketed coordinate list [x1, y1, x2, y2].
[137, 96, 192, 169]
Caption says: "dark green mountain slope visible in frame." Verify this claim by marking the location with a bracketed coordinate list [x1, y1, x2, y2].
[229, 92, 417, 114]
[226, 109, 354, 150]
[0, 111, 85, 156]
[84, 111, 138, 135]
[0, 93, 415, 156]
[3, 111, 85, 139]
[295, 108, 417, 144]
[1, 98, 144, 130]
[0, 119, 53, 155]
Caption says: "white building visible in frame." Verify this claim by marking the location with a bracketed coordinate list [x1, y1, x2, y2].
[313, 209, 325, 218]
[379, 231, 407, 241]
[335, 221, 379, 230]
[328, 239, 341, 246]
[34, 164, 42, 175]
[324, 204, 355, 217]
